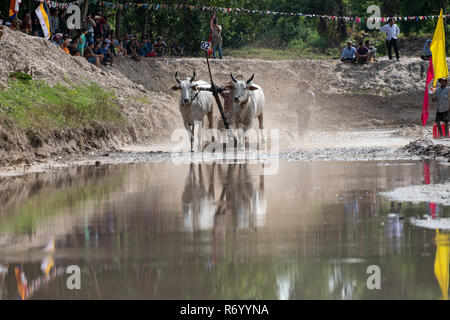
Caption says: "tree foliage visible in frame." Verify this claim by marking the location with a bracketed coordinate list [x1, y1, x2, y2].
[2, 0, 450, 56]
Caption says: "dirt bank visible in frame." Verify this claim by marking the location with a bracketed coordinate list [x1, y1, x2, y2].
[0, 27, 444, 169]
[402, 138, 450, 162]
[0, 28, 180, 167]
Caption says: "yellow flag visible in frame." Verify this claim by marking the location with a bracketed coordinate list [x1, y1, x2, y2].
[431, 9, 449, 87]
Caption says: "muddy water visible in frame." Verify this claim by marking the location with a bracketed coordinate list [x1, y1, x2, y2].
[0, 161, 449, 300]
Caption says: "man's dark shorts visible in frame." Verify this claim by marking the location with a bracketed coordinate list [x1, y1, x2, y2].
[436, 111, 449, 122]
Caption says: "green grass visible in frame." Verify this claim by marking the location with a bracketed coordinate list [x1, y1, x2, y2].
[226, 46, 331, 60]
[0, 79, 126, 130]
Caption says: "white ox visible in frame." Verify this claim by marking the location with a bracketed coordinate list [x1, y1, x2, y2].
[171, 71, 215, 152]
[227, 73, 265, 146]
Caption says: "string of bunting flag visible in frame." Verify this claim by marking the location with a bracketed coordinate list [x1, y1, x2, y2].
[32, 0, 450, 23]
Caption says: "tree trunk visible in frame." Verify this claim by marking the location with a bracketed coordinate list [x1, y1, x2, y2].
[81, 0, 90, 25]
[115, 6, 122, 38]
[337, 0, 347, 39]
[142, 8, 148, 37]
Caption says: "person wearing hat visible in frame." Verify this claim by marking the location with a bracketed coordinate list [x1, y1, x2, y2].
[211, 17, 223, 59]
[431, 78, 450, 138]
[153, 36, 167, 57]
[421, 39, 432, 61]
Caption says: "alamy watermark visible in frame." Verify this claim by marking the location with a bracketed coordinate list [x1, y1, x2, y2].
[366, 265, 381, 290]
[66, 265, 81, 290]
[170, 125, 280, 176]
[366, 5, 382, 30]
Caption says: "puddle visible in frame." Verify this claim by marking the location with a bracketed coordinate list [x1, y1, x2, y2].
[0, 161, 449, 299]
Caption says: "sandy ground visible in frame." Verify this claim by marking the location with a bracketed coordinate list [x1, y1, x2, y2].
[381, 183, 450, 206]
[0, 129, 424, 177]
[410, 218, 450, 230]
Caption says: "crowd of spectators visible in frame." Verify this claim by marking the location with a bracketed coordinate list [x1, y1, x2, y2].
[340, 40, 377, 64]
[2, 9, 186, 68]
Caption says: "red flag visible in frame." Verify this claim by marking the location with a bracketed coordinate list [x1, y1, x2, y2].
[422, 57, 434, 126]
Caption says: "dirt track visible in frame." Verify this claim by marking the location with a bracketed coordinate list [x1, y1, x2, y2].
[0, 28, 447, 171]
[112, 56, 435, 150]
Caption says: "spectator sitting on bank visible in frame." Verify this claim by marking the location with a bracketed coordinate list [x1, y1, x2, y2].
[141, 35, 156, 57]
[93, 41, 104, 62]
[365, 40, 377, 62]
[421, 39, 432, 61]
[68, 36, 79, 55]
[98, 40, 114, 66]
[116, 40, 127, 56]
[60, 35, 71, 54]
[129, 39, 142, 61]
[356, 41, 369, 64]
[170, 39, 185, 56]
[340, 41, 356, 63]
[52, 33, 63, 46]
[84, 43, 101, 67]
[32, 17, 43, 37]
[20, 13, 32, 34]
[110, 35, 119, 55]
[10, 18, 20, 31]
[153, 36, 167, 57]
[104, 38, 117, 57]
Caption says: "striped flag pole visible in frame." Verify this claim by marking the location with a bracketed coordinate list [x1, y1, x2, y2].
[9, 0, 22, 19]
[35, 2, 52, 39]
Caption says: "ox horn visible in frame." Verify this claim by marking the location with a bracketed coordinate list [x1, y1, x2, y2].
[175, 72, 181, 84]
[190, 71, 196, 83]
[230, 73, 237, 83]
[246, 74, 255, 84]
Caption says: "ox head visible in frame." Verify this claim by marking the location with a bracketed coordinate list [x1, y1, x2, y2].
[228, 73, 258, 105]
[171, 71, 197, 105]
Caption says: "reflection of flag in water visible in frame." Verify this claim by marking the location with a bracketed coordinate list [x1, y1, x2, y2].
[35, 2, 52, 39]
[14, 267, 27, 300]
[41, 256, 55, 277]
[434, 231, 450, 300]
[423, 163, 437, 219]
[9, 0, 21, 19]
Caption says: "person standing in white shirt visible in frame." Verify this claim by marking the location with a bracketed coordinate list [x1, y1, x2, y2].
[380, 18, 400, 61]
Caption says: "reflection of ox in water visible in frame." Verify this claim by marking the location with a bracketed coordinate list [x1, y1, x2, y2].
[171, 71, 215, 152]
[181, 164, 267, 232]
[181, 164, 216, 232]
[220, 164, 267, 231]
